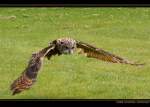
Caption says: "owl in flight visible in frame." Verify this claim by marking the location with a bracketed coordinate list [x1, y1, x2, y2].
[10, 37, 144, 95]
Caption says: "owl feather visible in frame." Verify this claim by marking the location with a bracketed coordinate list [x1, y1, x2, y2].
[10, 43, 56, 95]
[10, 37, 145, 95]
[76, 40, 145, 66]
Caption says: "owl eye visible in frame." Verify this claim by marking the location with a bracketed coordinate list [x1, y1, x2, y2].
[65, 46, 69, 49]
[60, 42, 64, 44]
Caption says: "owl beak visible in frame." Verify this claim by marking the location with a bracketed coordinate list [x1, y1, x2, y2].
[69, 50, 74, 54]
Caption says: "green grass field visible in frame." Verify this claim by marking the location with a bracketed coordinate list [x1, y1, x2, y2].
[0, 8, 150, 99]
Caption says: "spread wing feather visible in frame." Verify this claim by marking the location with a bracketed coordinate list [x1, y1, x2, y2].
[76, 40, 144, 66]
[10, 43, 57, 95]
[10, 38, 145, 95]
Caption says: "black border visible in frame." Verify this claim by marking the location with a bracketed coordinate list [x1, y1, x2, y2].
[1, 0, 149, 4]
[0, 4, 150, 7]
[0, 3, 150, 8]
[0, 99, 149, 106]
[0, 0, 150, 7]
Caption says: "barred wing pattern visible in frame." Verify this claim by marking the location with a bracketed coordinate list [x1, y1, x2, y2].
[10, 38, 145, 95]
[10, 44, 56, 95]
[76, 40, 144, 66]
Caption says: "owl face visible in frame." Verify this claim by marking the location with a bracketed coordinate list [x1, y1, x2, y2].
[56, 38, 76, 54]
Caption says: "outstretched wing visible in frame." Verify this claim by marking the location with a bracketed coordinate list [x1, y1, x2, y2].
[10, 42, 58, 95]
[76, 40, 144, 66]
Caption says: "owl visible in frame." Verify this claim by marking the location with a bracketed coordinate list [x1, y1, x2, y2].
[10, 37, 144, 95]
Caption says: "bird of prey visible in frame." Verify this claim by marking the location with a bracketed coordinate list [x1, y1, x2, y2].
[10, 37, 144, 95]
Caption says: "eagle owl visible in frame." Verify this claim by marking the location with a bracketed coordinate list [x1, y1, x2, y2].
[10, 37, 144, 95]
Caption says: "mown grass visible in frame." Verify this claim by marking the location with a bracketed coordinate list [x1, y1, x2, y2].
[0, 8, 150, 99]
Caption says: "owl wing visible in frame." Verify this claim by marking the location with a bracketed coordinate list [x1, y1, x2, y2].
[76, 40, 144, 66]
[10, 41, 58, 95]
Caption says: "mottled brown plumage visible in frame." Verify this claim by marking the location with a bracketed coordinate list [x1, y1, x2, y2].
[10, 37, 144, 95]
[10, 44, 56, 95]
[76, 40, 144, 66]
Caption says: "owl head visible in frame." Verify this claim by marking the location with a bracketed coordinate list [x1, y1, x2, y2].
[55, 38, 76, 54]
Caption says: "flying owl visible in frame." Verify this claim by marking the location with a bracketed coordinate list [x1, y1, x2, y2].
[10, 37, 144, 95]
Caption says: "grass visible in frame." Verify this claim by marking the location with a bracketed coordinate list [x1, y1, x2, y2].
[0, 7, 150, 99]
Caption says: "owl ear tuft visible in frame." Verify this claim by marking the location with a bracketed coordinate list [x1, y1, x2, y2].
[49, 40, 57, 46]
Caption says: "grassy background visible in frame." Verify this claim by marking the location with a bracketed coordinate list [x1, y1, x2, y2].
[0, 8, 150, 99]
